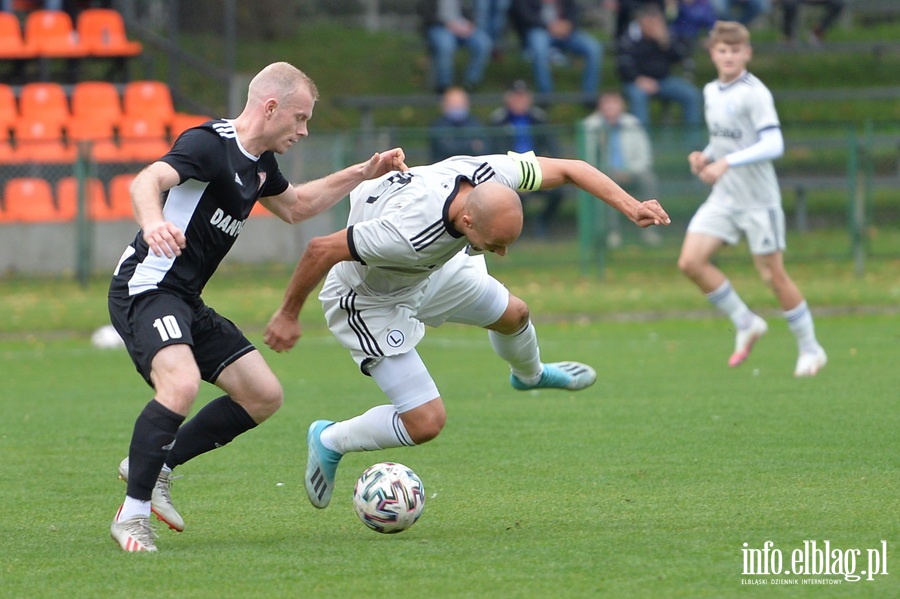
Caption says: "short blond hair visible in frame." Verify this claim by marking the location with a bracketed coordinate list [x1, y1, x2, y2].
[709, 21, 751, 46]
[247, 61, 319, 106]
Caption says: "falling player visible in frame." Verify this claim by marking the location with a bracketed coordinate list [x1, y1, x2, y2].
[264, 151, 671, 509]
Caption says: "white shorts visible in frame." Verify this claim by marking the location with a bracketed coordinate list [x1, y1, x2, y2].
[687, 201, 786, 255]
[320, 252, 509, 373]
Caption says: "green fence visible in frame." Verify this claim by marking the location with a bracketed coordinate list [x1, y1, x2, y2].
[0, 120, 896, 280]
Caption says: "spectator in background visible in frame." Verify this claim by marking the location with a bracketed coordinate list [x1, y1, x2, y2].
[582, 91, 661, 247]
[475, 0, 512, 59]
[671, 0, 717, 46]
[489, 79, 565, 237]
[428, 86, 488, 161]
[616, 4, 701, 129]
[778, 0, 845, 46]
[709, 0, 771, 26]
[418, 0, 493, 94]
[508, 0, 604, 102]
[670, 0, 718, 78]
[605, 0, 667, 42]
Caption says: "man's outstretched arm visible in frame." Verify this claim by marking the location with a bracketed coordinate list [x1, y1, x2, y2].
[536, 156, 671, 228]
[264, 229, 353, 352]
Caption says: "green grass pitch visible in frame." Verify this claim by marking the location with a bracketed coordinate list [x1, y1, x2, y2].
[0, 311, 896, 598]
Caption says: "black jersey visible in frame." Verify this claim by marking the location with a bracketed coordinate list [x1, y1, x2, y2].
[109, 120, 290, 299]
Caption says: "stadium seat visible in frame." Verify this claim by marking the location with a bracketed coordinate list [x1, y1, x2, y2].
[118, 115, 170, 162]
[2, 177, 65, 222]
[169, 112, 211, 139]
[56, 176, 110, 220]
[71, 81, 123, 129]
[0, 84, 18, 131]
[12, 117, 76, 163]
[122, 81, 175, 124]
[18, 82, 71, 128]
[24, 10, 87, 58]
[77, 9, 143, 57]
[0, 121, 15, 164]
[107, 173, 136, 220]
[250, 201, 274, 217]
[0, 11, 36, 60]
[67, 118, 122, 162]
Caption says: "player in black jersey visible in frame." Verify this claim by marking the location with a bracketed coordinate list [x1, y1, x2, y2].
[108, 61, 407, 552]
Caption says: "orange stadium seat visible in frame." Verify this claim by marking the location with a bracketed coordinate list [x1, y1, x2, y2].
[119, 115, 170, 162]
[0, 121, 15, 164]
[2, 177, 64, 222]
[0, 84, 18, 130]
[24, 9, 87, 58]
[56, 176, 110, 220]
[67, 119, 122, 162]
[169, 112, 211, 138]
[19, 82, 71, 128]
[122, 80, 175, 124]
[12, 117, 76, 163]
[77, 9, 142, 57]
[107, 173, 136, 220]
[71, 81, 123, 128]
[0, 11, 36, 60]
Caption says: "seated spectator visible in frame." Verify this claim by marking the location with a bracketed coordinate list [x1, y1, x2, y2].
[488, 80, 565, 238]
[582, 91, 661, 247]
[616, 4, 701, 129]
[509, 0, 604, 102]
[777, 0, 845, 46]
[671, 0, 717, 46]
[474, 0, 512, 59]
[605, 0, 666, 42]
[709, 0, 771, 25]
[428, 86, 488, 161]
[418, 0, 493, 94]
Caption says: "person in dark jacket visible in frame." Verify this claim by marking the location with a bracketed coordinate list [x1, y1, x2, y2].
[616, 4, 701, 128]
[488, 80, 565, 237]
[428, 86, 488, 161]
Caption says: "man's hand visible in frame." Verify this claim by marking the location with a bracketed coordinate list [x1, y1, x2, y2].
[688, 151, 710, 175]
[363, 148, 408, 180]
[698, 158, 729, 185]
[264, 310, 302, 353]
[632, 199, 671, 228]
[143, 221, 186, 258]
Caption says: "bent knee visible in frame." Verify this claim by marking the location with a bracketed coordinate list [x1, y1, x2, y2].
[493, 295, 530, 334]
[401, 403, 447, 444]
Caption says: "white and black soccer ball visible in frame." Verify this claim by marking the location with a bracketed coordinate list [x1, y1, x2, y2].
[352, 462, 425, 534]
[91, 324, 125, 349]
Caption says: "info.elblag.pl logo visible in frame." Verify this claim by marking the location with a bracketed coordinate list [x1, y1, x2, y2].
[741, 540, 889, 585]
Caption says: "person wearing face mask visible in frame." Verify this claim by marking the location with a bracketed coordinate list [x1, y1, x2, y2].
[429, 86, 488, 162]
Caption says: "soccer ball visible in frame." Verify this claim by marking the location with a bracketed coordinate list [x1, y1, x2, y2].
[352, 462, 425, 534]
[90, 324, 125, 349]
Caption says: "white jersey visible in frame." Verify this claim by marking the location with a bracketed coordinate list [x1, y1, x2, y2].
[702, 71, 782, 209]
[333, 153, 540, 298]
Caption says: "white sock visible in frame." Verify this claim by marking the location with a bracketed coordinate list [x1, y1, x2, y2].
[489, 321, 543, 385]
[321, 405, 414, 455]
[784, 300, 819, 353]
[118, 496, 151, 521]
[706, 280, 754, 329]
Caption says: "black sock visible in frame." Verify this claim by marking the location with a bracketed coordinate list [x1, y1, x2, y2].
[166, 395, 257, 469]
[127, 399, 185, 501]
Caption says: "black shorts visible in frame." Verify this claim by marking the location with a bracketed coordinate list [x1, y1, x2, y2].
[108, 291, 255, 387]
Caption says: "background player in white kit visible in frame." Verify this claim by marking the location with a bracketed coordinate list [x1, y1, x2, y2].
[677, 21, 827, 377]
[264, 151, 671, 509]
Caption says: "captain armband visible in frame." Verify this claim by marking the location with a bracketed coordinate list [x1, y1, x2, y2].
[507, 150, 543, 192]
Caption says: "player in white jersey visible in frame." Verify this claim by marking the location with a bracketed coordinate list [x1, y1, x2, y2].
[677, 21, 826, 377]
[265, 151, 671, 509]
